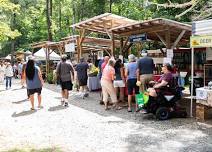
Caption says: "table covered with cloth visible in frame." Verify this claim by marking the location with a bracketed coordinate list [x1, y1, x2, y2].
[87, 76, 101, 91]
[196, 87, 212, 107]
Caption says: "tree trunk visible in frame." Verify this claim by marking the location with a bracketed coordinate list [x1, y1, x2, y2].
[58, 0, 62, 37]
[109, 0, 112, 13]
[46, 0, 53, 41]
[81, 0, 85, 20]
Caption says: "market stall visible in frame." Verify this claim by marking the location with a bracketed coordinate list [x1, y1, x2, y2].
[31, 41, 63, 75]
[190, 19, 212, 120]
[70, 13, 137, 59]
[61, 35, 124, 91]
[34, 48, 60, 61]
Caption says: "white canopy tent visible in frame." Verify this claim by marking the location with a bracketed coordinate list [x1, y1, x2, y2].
[33, 48, 60, 61]
[5, 54, 11, 60]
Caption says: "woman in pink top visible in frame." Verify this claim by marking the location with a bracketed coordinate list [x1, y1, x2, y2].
[101, 59, 121, 110]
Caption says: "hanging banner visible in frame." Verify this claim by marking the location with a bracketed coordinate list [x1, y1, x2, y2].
[129, 34, 147, 43]
[65, 43, 75, 52]
[192, 19, 212, 35]
[190, 36, 212, 48]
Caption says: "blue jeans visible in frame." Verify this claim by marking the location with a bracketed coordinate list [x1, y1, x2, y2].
[6, 76, 12, 88]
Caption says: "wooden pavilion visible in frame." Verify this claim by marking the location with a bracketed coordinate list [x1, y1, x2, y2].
[31, 41, 63, 74]
[61, 35, 123, 60]
[110, 18, 192, 55]
[70, 13, 137, 57]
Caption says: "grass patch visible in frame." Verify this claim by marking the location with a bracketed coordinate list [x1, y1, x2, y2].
[3, 147, 63, 152]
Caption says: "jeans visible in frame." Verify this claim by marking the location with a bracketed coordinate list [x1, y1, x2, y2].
[6, 76, 12, 88]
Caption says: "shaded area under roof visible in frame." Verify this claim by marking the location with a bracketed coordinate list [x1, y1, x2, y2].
[110, 18, 192, 47]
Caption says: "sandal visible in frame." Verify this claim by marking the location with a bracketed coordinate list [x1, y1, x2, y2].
[136, 109, 140, 112]
[31, 108, 35, 111]
[128, 108, 132, 112]
[38, 105, 44, 109]
[115, 106, 122, 110]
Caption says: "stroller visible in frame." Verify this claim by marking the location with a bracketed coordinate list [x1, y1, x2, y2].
[143, 85, 187, 120]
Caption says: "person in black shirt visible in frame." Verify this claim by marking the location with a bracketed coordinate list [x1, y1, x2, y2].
[137, 49, 155, 92]
[75, 57, 89, 98]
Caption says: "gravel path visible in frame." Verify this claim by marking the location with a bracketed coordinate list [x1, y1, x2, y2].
[0, 79, 212, 152]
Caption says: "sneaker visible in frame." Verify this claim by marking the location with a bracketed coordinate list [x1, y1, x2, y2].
[140, 109, 148, 114]
[84, 93, 89, 97]
[61, 100, 65, 105]
[64, 102, 69, 107]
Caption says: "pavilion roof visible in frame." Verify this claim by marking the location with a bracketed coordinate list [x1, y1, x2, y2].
[71, 13, 137, 33]
[110, 18, 192, 44]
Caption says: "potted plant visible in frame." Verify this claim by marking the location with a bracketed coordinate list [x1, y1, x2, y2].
[47, 72, 54, 84]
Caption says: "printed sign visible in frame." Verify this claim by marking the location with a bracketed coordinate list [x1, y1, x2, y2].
[190, 36, 212, 48]
[163, 57, 172, 65]
[97, 51, 103, 59]
[196, 88, 208, 100]
[65, 43, 75, 52]
[166, 49, 174, 58]
[129, 34, 147, 42]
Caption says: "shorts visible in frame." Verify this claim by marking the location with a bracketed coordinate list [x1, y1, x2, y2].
[27, 88, 42, 96]
[113, 80, 125, 88]
[61, 81, 73, 90]
[127, 79, 139, 95]
[78, 79, 87, 86]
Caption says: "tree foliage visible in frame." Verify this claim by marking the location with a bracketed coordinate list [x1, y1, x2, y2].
[0, 0, 209, 56]
[0, 0, 21, 41]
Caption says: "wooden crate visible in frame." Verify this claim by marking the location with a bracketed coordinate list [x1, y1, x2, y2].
[196, 103, 212, 121]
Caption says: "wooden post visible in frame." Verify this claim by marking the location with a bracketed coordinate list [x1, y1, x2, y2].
[120, 38, 124, 55]
[111, 32, 115, 56]
[76, 36, 80, 62]
[165, 29, 171, 49]
[79, 29, 85, 59]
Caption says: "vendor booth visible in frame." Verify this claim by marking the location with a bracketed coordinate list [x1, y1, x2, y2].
[34, 48, 60, 61]
[190, 19, 212, 120]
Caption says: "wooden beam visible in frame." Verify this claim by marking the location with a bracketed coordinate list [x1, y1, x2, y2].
[111, 33, 115, 56]
[120, 38, 124, 55]
[124, 43, 133, 55]
[171, 30, 186, 49]
[116, 26, 166, 36]
[155, 32, 167, 47]
[121, 36, 129, 53]
[76, 36, 80, 62]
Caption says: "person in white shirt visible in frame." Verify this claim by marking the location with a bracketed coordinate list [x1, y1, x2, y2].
[5, 62, 13, 89]
[0, 62, 5, 83]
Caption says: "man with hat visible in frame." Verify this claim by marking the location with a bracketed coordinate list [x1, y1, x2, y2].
[137, 49, 155, 92]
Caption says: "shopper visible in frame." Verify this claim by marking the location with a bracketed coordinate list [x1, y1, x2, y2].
[0, 62, 5, 84]
[56, 55, 74, 107]
[101, 56, 110, 71]
[137, 49, 154, 92]
[25, 57, 44, 110]
[114, 59, 125, 102]
[75, 57, 89, 98]
[5, 62, 13, 90]
[21, 63, 26, 88]
[18, 60, 24, 79]
[101, 59, 121, 110]
[125, 54, 139, 112]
